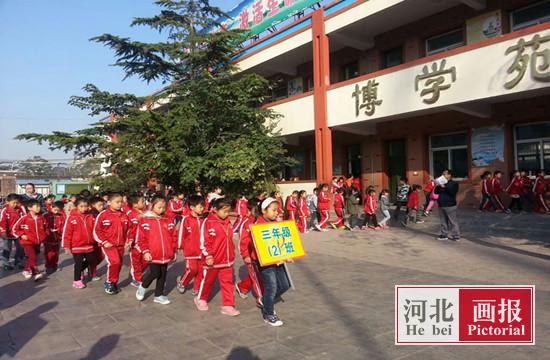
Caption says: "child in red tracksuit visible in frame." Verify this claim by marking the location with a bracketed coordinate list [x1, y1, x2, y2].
[88, 196, 105, 281]
[0, 193, 25, 270]
[93, 193, 129, 295]
[533, 170, 549, 214]
[331, 188, 345, 229]
[235, 200, 264, 306]
[491, 171, 510, 213]
[233, 195, 248, 233]
[363, 188, 380, 230]
[403, 185, 424, 226]
[506, 170, 524, 213]
[317, 184, 331, 230]
[44, 201, 66, 274]
[176, 195, 205, 295]
[195, 198, 240, 316]
[296, 190, 309, 233]
[270, 191, 284, 221]
[135, 196, 177, 305]
[62, 198, 97, 289]
[285, 191, 298, 221]
[166, 191, 185, 224]
[126, 194, 147, 287]
[13, 199, 48, 280]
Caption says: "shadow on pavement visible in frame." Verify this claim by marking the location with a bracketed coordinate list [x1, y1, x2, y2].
[79, 334, 120, 360]
[0, 280, 46, 311]
[0, 301, 57, 357]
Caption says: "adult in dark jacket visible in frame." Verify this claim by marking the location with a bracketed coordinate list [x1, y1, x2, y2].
[21, 183, 46, 214]
[434, 170, 460, 241]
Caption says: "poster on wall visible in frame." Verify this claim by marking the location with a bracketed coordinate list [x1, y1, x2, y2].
[471, 126, 505, 167]
[466, 10, 502, 44]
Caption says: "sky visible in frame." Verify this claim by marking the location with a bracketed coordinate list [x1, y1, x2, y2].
[0, 0, 240, 161]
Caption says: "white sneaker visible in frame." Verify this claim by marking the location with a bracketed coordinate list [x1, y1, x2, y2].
[154, 295, 171, 305]
[33, 272, 43, 281]
[22, 271, 32, 279]
[135, 285, 146, 301]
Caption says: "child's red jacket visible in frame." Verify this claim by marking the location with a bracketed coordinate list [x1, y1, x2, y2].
[93, 208, 129, 247]
[364, 195, 378, 215]
[200, 213, 234, 268]
[135, 213, 177, 264]
[490, 178, 503, 195]
[0, 205, 22, 239]
[506, 177, 524, 196]
[238, 215, 258, 261]
[178, 214, 204, 259]
[423, 180, 436, 193]
[533, 176, 548, 195]
[481, 178, 492, 195]
[317, 190, 331, 210]
[285, 196, 297, 212]
[236, 198, 248, 217]
[44, 212, 66, 246]
[13, 213, 49, 246]
[62, 209, 95, 253]
[166, 199, 183, 220]
[126, 208, 142, 246]
[297, 197, 309, 217]
[407, 192, 420, 209]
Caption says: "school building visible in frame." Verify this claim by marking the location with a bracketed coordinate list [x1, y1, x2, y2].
[234, 0, 550, 206]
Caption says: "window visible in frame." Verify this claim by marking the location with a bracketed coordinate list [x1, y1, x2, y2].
[341, 62, 359, 81]
[383, 47, 403, 69]
[430, 132, 468, 179]
[426, 29, 464, 56]
[511, 0, 550, 31]
[515, 122, 550, 174]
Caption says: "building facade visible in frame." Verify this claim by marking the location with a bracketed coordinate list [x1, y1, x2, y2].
[234, 0, 550, 205]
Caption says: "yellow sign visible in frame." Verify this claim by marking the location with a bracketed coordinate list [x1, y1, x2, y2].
[250, 220, 306, 267]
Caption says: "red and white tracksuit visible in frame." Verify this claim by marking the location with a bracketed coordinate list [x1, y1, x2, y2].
[506, 177, 524, 197]
[333, 193, 345, 227]
[44, 212, 66, 270]
[93, 208, 129, 284]
[166, 198, 184, 224]
[62, 209, 96, 253]
[285, 196, 297, 221]
[135, 213, 177, 263]
[533, 176, 549, 213]
[297, 197, 309, 233]
[232, 198, 248, 232]
[317, 190, 331, 229]
[13, 214, 49, 274]
[490, 177, 506, 211]
[237, 215, 264, 302]
[276, 197, 284, 220]
[198, 213, 235, 306]
[0, 205, 22, 239]
[364, 194, 378, 215]
[127, 208, 147, 282]
[177, 214, 204, 291]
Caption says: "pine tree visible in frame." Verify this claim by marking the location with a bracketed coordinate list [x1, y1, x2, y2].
[17, 0, 294, 196]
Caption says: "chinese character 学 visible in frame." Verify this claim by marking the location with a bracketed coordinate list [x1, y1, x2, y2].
[352, 80, 383, 117]
[404, 299, 427, 323]
[415, 59, 457, 104]
[504, 33, 550, 89]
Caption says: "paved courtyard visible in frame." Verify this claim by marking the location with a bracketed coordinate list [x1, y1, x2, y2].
[1, 209, 549, 359]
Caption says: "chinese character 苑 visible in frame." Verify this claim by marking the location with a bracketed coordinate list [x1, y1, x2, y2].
[260, 229, 271, 241]
[429, 298, 454, 322]
[283, 240, 294, 254]
[352, 80, 383, 117]
[498, 298, 522, 323]
[271, 227, 281, 239]
[267, 0, 280, 16]
[404, 299, 427, 323]
[473, 300, 496, 323]
[239, 9, 250, 30]
[281, 226, 291, 238]
[504, 33, 550, 89]
[415, 59, 457, 104]
[252, 0, 264, 25]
